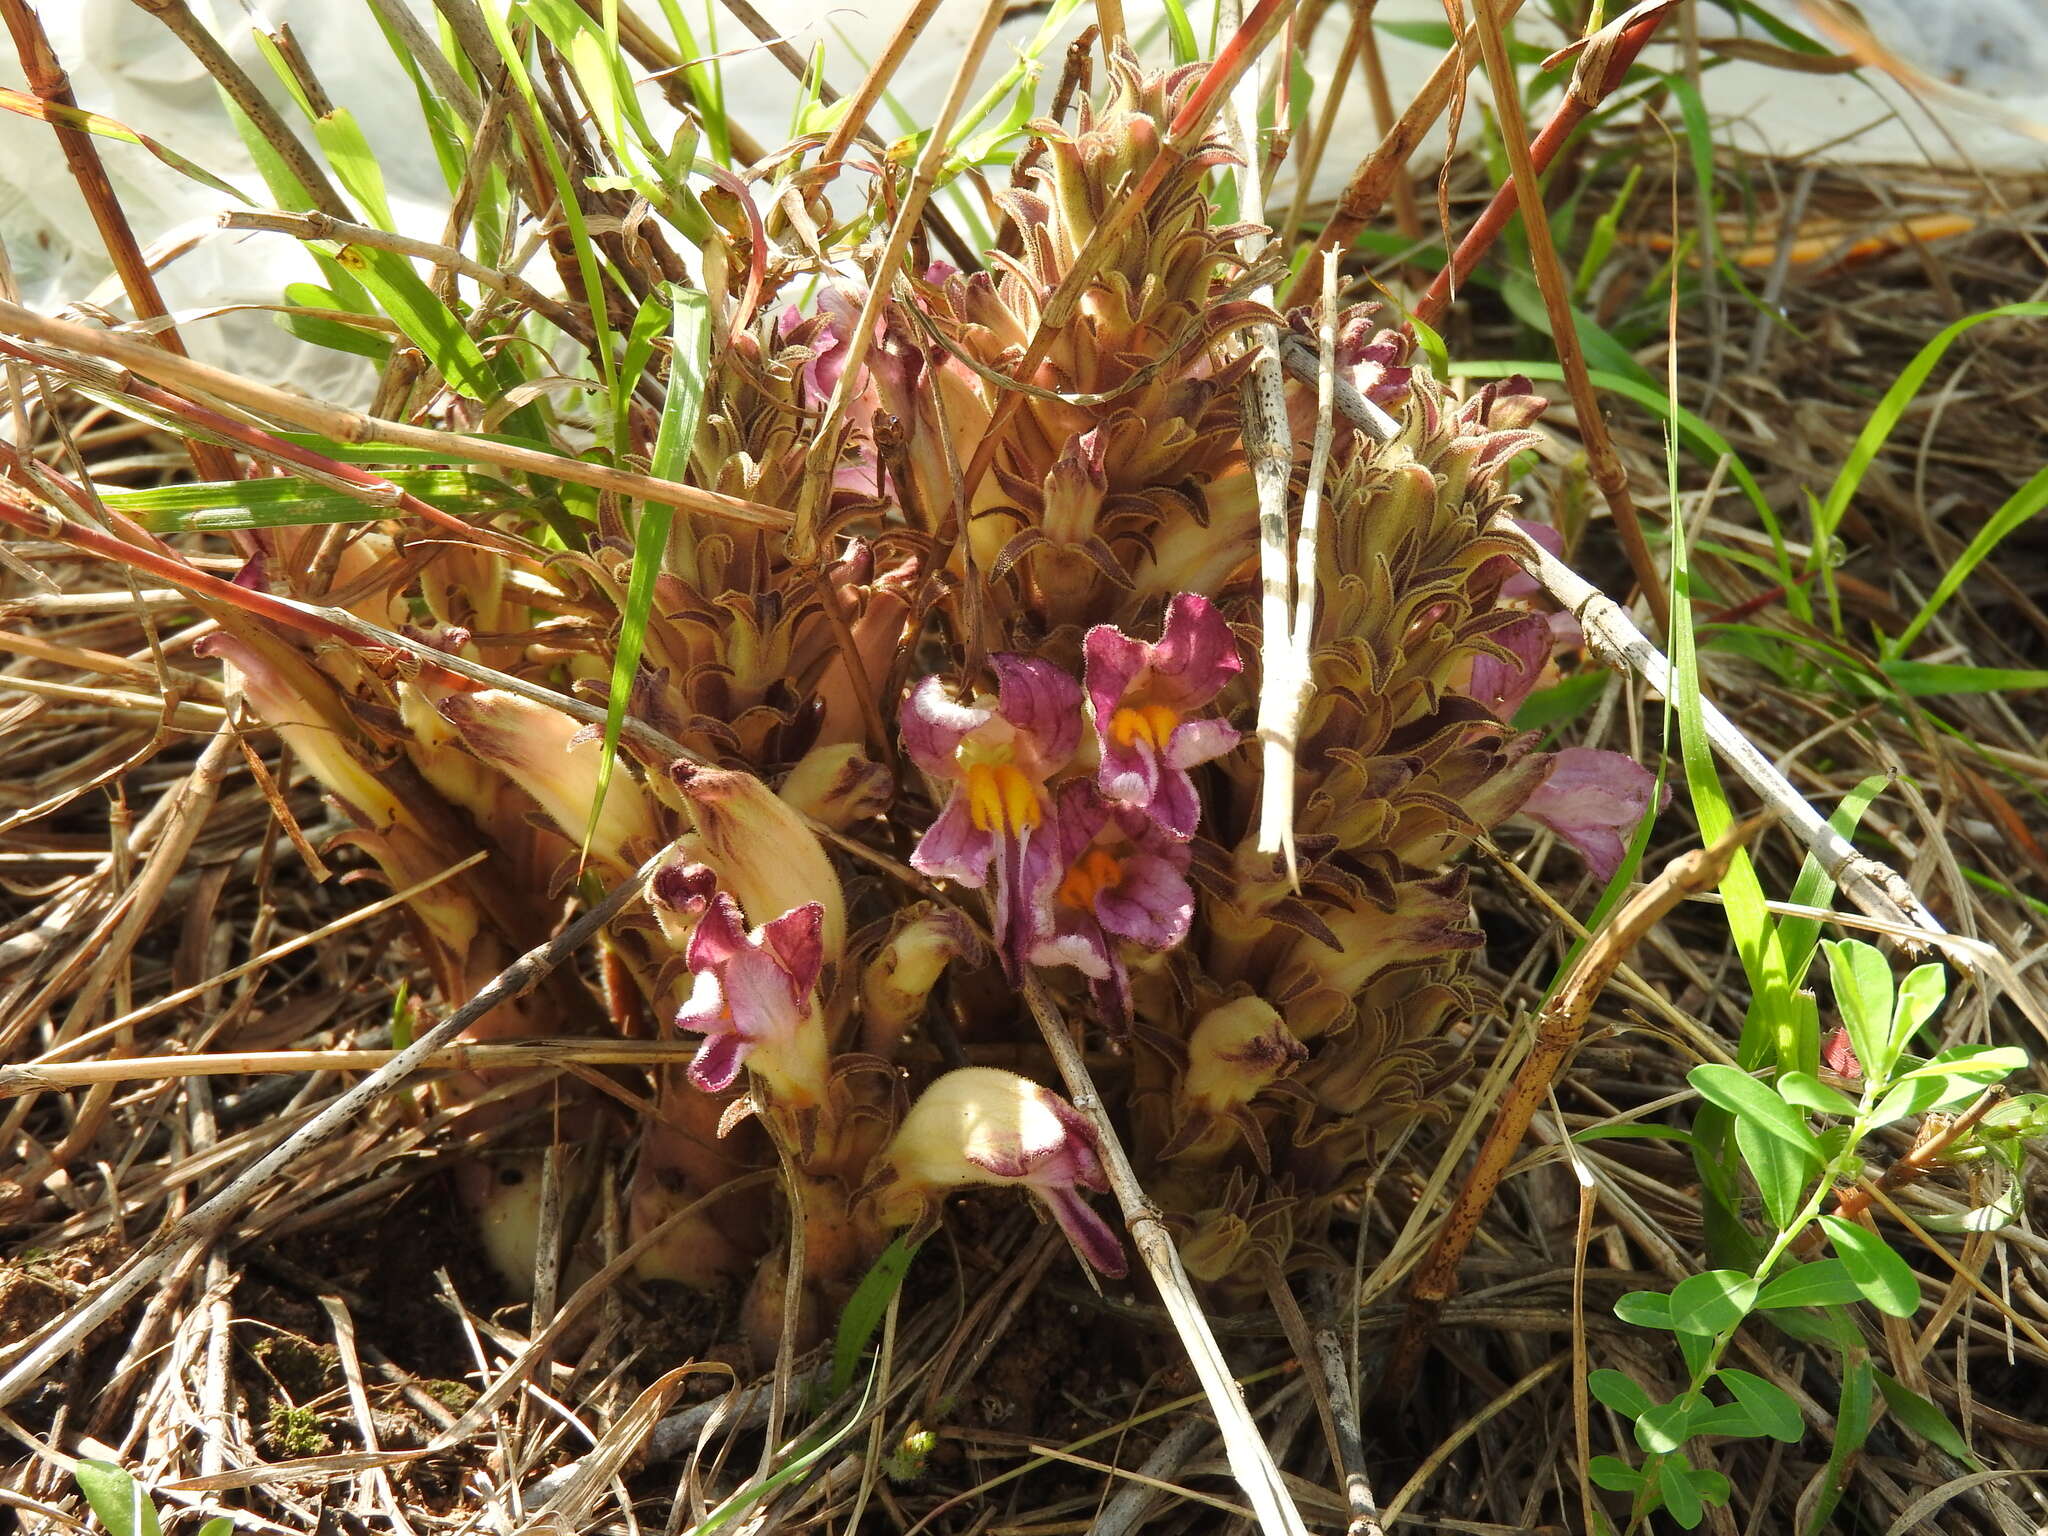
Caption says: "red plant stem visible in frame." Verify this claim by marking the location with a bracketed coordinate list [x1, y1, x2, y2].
[1282, 0, 1527, 311]
[1412, 5, 1670, 329]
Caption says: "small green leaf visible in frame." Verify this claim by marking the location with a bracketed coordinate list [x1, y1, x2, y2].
[1717, 1369, 1804, 1442]
[1689, 1065, 1825, 1163]
[1588, 1368, 1653, 1419]
[1658, 1450, 1705, 1527]
[1687, 1402, 1757, 1438]
[1571, 1121, 1696, 1147]
[1587, 1454, 1643, 1492]
[1824, 940, 1896, 1083]
[1819, 1215, 1921, 1318]
[1635, 1398, 1695, 1454]
[1805, 1355, 1875, 1536]
[1756, 1259, 1865, 1309]
[75, 1460, 161, 1536]
[1874, 1370, 1979, 1466]
[1735, 1113, 1818, 1232]
[1777, 1071, 1859, 1118]
[1686, 1464, 1733, 1508]
[1871, 1074, 1963, 1128]
[1667, 1270, 1759, 1335]
[1615, 1290, 1676, 1330]
[1890, 963, 1948, 1055]
[198, 1520, 235, 1536]
[1896, 1045, 2028, 1085]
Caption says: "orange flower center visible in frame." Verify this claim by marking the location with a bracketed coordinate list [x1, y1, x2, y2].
[1056, 847, 1124, 911]
[1108, 702, 1181, 753]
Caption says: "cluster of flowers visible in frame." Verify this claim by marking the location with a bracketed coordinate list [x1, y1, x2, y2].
[902, 593, 1240, 1023]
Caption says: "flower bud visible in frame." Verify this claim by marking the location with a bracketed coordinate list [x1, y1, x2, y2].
[1182, 999, 1307, 1116]
[866, 1067, 1125, 1277]
[778, 743, 893, 831]
[860, 904, 982, 1055]
[437, 689, 659, 872]
[672, 763, 846, 964]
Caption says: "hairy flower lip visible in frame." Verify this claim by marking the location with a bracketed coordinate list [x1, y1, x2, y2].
[902, 654, 1082, 974]
[1518, 747, 1670, 881]
[672, 885, 829, 1106]
[1085, 593, 1242, 839]
[867, 1067, 1126, 1278]
[1028, 779, 1194, 1027]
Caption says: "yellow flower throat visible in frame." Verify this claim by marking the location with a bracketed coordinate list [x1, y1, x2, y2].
[1108, 702, 1180, 753]
[963, 760, 1043, 835]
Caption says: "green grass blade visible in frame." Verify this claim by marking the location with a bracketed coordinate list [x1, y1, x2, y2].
[1891, 460, 2048, 654]
[587, 288, 709, 856]
[1808, 301, 2048, 626]
[0, 89, 251, 206]
[100, 471, 510, 533]
[1880, 660, 2048, 696]
[829, 1234, 920, 1400]
[1450, 359, 1788, 576]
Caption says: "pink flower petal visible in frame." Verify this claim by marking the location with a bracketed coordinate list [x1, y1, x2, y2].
[722, 946, 809, 1043]
[899, 675, 990, 777]
[756, 902, 826, 999]
[1083, 623, 1148, 724]
[991, 653, 1082, 766]
[1146, 593, 1242, 707]
[686, 890, 749, 971]
[673, 966, 729, 1037]
[910, 791, 994, 887]
[688, 1030, 747, 1093]
[1093, 848, 1194, 950]
[1466, 612, 1555, 721]
[1161, 715, 1240, 772]
[1519, 747, 1667, 880]
[1038, 1185, 1128, 1277]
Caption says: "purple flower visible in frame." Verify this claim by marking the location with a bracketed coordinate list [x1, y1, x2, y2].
[1084, 593, 1242, 839]
[674, 888, 829, 1108]
[901, 655, 1081, 971]
[1029, 780, 1194, 1027]
[867, 1067, 1126, 1277]
[1464, 612, 1557, 722]
[1519, 747, 1669, 880]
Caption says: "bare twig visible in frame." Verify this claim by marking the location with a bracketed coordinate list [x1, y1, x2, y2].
[1386, 820, 1758, 1396]
[1, 0, 232, 481]
[0, 838, 680, 1407]
[1022, 974, 1309, 1536]
[1283, 0, 1526, 310]
[0, 299, 793, 531]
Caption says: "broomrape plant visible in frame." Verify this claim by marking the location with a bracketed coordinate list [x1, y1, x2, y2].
[174, 48, 1665, 1341]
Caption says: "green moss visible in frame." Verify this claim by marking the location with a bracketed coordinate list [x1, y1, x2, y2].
[262, 1403, 331, 1459]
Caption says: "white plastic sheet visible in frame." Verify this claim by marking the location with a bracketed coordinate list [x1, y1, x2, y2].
[3, 0, 2041, 392]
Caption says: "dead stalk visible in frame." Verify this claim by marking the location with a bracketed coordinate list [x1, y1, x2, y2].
[0, 839, 682, 1409]
[0, 298, 794, 532]
[1023, 974, 1310, 1536]
[1463, 0, 1672, 634]
[0, 0, 232, 481]
[1282, 0, 1526, 310]
[1385, 820, 1758, 1397]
